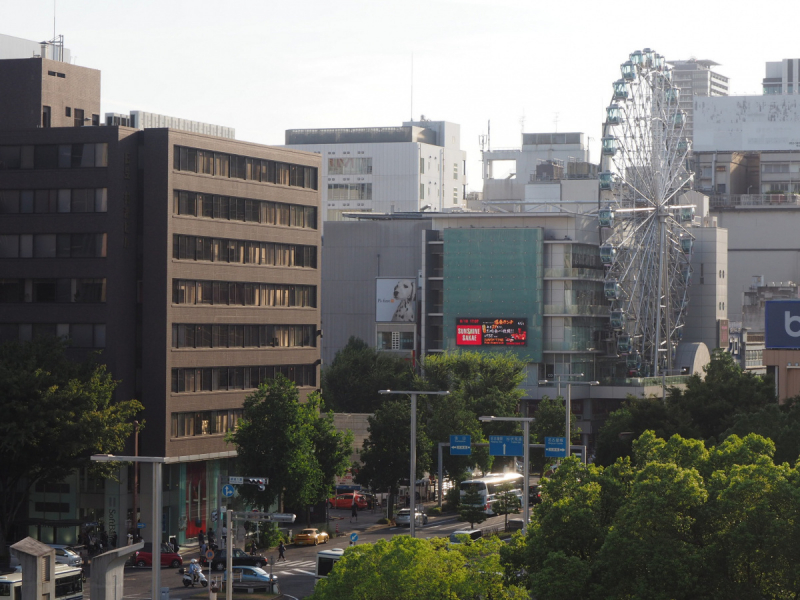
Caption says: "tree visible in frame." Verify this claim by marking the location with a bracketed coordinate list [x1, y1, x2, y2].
[492, 482, 521, 529]
[320, 337, 414, 413]
[0, 338, 143, 566]
[310, 535, 528, 600]
[356, 399, 431, 516]
[458, 486, 488, 529]
[227, 377, 352, 521]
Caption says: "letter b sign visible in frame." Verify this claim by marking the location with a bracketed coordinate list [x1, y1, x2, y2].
[766, 301, 800, 348]
[786, 312, 800, 337]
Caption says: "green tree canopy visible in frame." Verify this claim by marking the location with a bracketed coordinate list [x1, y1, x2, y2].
[227, 377, 352, 517]
[458, 485, 488, 529]
[524, 430, 800, 600]
[0, 338, 143, 565]
[320, 337, 414, 412]
[310, 536, 528, 600]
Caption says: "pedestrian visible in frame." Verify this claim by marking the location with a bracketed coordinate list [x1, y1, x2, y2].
[350, 498, 358, 522]
[207, 527, 215, 544]
[278, 541, 286, 562]
[198, 529, 205, 547]
[200, 541, 207, 557]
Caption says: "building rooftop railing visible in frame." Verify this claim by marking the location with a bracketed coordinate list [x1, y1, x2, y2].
[709, 193, 800, 208]
[601, 375, 691, 387]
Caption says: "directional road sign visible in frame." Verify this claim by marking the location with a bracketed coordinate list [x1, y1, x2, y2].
[489, 435, 524, 457]
[544, 436, 568, 458]
[229, 476, 244, 485]
[137, 522, 146, 529]
[350, 533, 358, 543]
[450, 434, 471, 455]
[222, 484, 235, 498]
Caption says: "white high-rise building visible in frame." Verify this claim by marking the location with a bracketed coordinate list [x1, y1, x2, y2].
[666, 59, 729, 141]
[763, 58, 800, 95]
[285, 120, 467, 222]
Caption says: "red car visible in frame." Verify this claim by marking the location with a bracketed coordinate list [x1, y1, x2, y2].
[328, 493, 367, 510]
[134, 542, 183, 568]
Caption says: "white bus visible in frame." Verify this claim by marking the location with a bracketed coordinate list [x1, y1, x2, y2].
[314, 548, 344, 585]
[459, 472, 524, 515]
[0, 564, 83, 600]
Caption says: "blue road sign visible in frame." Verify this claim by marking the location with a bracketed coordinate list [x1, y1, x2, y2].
[489, 435, 524, 456]
[350, 533, 359, 542]
[222, 484, 235, 498]
[450, 434, 472, 455]
[545, 436, 567, 458]
[137, 522, 146, 529]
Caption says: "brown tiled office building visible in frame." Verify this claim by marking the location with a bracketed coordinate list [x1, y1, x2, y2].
[0, 58, 321, 545]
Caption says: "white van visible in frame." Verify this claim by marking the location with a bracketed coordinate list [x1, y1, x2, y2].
[48, 545, 83, 567]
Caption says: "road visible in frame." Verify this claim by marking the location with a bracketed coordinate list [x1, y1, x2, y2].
[95, 511, 513, 600]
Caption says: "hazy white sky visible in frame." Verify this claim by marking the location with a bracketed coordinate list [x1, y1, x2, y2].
[3, 0, 798, 190]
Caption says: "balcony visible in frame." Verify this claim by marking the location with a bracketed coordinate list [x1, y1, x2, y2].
[545, 304, 610, 316]
[709, 193, 800, 209]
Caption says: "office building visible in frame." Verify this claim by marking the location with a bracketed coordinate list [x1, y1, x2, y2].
[763, 58, 800, 95]
[666, 59, 729, 140]
[0, 57, 321, 546]
[285, 120, 467, 221]
[0, 32, 70, 62]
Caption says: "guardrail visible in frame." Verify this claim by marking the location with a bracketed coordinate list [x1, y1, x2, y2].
[709, 193, 800, 208]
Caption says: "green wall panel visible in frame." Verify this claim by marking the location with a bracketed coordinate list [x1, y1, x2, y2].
[443, 228, 543, 362]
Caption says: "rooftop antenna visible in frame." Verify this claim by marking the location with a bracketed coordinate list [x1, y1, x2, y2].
[410, 54, 414, 122]
[54, 0, 56, 41]
[553, 112, 560, 133]
[520, 110, 526, 137]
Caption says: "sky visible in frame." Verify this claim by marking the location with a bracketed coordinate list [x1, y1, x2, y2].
[3, 0, 799, 191]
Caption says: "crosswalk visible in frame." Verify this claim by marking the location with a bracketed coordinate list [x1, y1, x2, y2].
[273, 559, 316, 576]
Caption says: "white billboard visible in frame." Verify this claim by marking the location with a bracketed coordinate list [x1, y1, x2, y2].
[694, 96, 800, 152]
[376, 277, 417, 322]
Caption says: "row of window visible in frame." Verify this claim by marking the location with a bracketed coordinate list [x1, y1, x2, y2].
[0, 143, 109, 170]
[377, 331, 414, 350]
[328, 157, 372, 175]
[327, 183, 372, 201]
[171, 409, 244, 438]
[172, 235, 317, 269]
[171, 364, 317, 393]
[172, 279, 316, 308]
[0, 278, 106, 303]
[0, 233, 107, 258]
[173, 190, 318, 229]
[172, 323, 317, 349]
[0, 188, 107, 214]
[173, 145, 318, 190]
[0, 323, 106, 347]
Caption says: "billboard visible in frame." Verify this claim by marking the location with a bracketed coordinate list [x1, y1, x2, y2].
[455, 318, 527, 346]
[766, 300, 800, 349]
[376, 277, 417, 322]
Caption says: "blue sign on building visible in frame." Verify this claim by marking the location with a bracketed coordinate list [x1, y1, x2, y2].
[450, 434, 472, 455]
[766, 300, 800, 349]
[489, 435, 524, 456]
[545, 437, 567, 458]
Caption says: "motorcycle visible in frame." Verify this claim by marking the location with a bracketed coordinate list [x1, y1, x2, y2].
[178, 566, 208, 588]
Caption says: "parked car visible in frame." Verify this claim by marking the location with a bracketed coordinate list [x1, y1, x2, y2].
[134, 543, 183, 568]
[327, 493, 367, 510]
[223, 565, 277, 588]
[395, 508, 428, 527]
[201, 547, 268, 571]
[48, 545, 83, 568]
[294, 528, 330, 546]
[529, 484, 542, 505]
[358, 492, 380, 509]
[449, 529, 482, 544]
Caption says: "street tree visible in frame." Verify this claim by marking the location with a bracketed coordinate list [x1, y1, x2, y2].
[356, 399, 431, 516]
[492, 482, 521, 529]
[310, 536, 528, 600]
[227, 378, 352, 520]
[320, 337, 414, 413]
[458, 485, 488, 529]
[0, 338, 143, 566]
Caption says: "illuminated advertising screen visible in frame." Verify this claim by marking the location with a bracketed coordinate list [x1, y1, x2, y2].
[455, 318, 527, 346]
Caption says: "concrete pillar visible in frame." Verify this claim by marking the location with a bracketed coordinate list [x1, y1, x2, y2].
[139, 463, 154, 543]
[89, 542, 143, 600]
[10, 538, 56, 600]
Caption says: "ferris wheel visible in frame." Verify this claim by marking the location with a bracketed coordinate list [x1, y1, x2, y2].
[598, 48, 695, 377]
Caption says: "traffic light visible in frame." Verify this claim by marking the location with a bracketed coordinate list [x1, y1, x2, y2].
[245, 477, 267, 491]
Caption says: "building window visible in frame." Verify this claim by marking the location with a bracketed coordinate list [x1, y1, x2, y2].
[0, 278, 106, 303]
[172, 323, 316, 349]
[172, 190, 317, 230]
[328, 157, 372, 175]
[0, 233, 106, 258]
[420, 184, 424, 200]
[453, 163, 458, 179]
[42, 106, 51, 128]
[172, 234, 316, 268]
[172, 279, 316, 308]
[171, 364, 316, 393]
[378, 331, 414, 350]
[65, 107, 71, 117]
[420, 157, 424, 174]
[74, 108, 84, 128]
[171, 409, 244, 438]
[326, 183, 372, 201]
[0, 144, 107, 170]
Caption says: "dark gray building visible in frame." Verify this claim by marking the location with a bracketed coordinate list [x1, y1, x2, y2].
[0, 57, 321, 546]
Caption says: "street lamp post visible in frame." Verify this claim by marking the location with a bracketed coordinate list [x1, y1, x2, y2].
[378, 389, 449, 538]
[92, 455, 165, 600]
[478, 416, 535, 535]
[538, 376, 599, 457]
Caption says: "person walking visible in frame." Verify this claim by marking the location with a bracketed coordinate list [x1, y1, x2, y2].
[350, 498, 358, 522]
[278, 541, 286, 562]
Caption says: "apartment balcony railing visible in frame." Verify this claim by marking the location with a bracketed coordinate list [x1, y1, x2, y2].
[544, 304, 610, 316]
[709, 193, 800, 208]
[544, 267, 604, 280]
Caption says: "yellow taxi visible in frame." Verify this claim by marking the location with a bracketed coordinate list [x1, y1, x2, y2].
[294, 528, 330, 546]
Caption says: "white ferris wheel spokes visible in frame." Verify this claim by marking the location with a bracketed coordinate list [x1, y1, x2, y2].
[599, 48, 695, 377]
